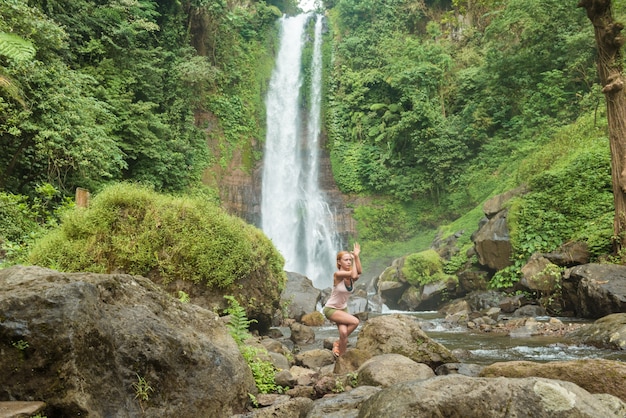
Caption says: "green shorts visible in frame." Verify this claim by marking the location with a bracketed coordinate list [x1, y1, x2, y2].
[323, 306, 348, 320]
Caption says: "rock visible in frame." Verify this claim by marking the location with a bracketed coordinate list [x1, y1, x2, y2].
[268, 351, 291, 371]
[456, 268, 489, 295]
[566, 313, 626, 350]
[0, 402, 46, 418]
[347, 295, 369, 314]
[305, 385, 381, 418]
[482, 187, 526, 218]
[543, 241, 590, 267]
[465, 290, 506, 311]
[274, 370, 297, 388]
[301, 311, 325, 326]
[377, 280, 408, 310]
[479, 359, 626, 402]
[231, 396, 314, 418]
[473, 210, 513, 271]
[281, 272, 321, 322]
[520, 254, 559, 292]
[355, 314, 458, 369]
[434, 362, 485, 377]
[498, 294, 525, 313]
[358, 375, 626, 418]
[562, 264, 626, 318]
[290, 322, 316, 345]
[357, 354, 435, 387]
[0, 265, 254, 417]
[512, 304, 547, 317]
[289, 366, 318, 386]
[295, 349, 336, 370]
[332, 349, 372, 374]
[398, 286, 421, 310]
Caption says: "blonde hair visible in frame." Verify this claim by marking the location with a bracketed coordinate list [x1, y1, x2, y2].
[336, 250, 350, 269]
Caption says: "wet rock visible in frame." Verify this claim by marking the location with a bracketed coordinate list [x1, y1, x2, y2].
[566, 313, 626, 350]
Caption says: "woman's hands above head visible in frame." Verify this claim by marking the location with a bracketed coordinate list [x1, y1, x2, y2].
[352, 242, 360, 258]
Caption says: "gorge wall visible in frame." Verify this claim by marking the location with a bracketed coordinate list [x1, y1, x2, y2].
[211, 134, 357, 247]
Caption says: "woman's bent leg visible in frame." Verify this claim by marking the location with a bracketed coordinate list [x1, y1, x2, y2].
[328, 310, 360, 355]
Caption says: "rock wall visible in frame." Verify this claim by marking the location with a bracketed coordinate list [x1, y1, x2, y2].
[215, 135, 357, 243]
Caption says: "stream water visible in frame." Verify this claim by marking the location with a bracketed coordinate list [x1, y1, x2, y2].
[283, 311, 626, 365]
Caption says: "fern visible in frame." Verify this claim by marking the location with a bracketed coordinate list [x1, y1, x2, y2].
[0, 32, 35, 62]
[224, 295, 256, 345]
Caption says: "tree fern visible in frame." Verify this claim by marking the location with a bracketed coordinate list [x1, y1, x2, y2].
[0, 32, 35, 62]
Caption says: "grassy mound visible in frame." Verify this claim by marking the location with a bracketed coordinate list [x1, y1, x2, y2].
[29, 183, 286, 292]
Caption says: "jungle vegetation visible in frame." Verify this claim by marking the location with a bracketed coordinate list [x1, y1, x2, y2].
[1, 0, 626, 290]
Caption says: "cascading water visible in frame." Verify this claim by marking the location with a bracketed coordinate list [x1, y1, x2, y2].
[261, 12, 341, 289]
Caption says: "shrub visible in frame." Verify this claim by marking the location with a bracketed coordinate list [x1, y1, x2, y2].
[402, 249, 449, 286]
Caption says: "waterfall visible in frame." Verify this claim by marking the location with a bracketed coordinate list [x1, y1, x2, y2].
[261, 13, 341, 289]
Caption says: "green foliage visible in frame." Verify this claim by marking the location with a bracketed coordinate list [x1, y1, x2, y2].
[12, 339, 28, 351]
[224, 295, 257, 345]
[28, 183, 286, 290]
[132, 374, 153, 402]
[511, 144, 613, 260]
[177, 291, 190, 304]
[0, 32, 35, 62]
[241, 345, 285, 394]
[224, 295, 284, 394]
[402, 249, 448, 286]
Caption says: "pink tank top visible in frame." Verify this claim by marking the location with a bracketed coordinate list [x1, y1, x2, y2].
[324, 279, 352, 310]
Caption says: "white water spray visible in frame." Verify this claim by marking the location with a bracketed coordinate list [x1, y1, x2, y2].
[261, 13, 341, 288]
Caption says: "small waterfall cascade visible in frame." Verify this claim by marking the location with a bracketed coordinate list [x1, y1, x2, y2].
[261, 13, 341, 288]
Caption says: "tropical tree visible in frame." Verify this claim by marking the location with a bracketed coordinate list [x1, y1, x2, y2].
[579, 0, 626, 252]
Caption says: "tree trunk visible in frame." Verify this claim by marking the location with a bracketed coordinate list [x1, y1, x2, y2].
[579, 0, 626, 252]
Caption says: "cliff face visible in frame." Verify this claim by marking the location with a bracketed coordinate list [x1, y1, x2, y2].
[215, 139, 357, 244]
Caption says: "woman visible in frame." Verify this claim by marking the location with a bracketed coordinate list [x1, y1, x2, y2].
[322, 242, 362, 357]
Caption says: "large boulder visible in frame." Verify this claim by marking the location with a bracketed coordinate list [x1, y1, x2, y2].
[473, 210, 513, 271]
[358, 375, 626, 418]
[355, 314, 457, 369]
[562, 264, 626, 318]
[0, 265, 255, 417]
[280, 272, 321, 322]
[357, 354, 435, 388]
[566, 313, 626, 350]
[479, 359, 626, 402]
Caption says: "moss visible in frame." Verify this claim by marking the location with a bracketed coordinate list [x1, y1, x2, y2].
[29, 183, 285, 292]
[402, 249, 447, 287]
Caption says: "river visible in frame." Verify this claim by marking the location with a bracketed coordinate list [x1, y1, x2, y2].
[284, 311, 626, 365]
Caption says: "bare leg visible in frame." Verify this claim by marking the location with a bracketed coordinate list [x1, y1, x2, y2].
[329, 310, 359, 355]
